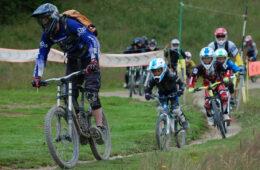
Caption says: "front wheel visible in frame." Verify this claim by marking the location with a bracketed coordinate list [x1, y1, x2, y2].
[45, 106, 79, 169]
[212, 101, 226, 139]
[155, 114, 171, 150]
[89, 111, 111, 160]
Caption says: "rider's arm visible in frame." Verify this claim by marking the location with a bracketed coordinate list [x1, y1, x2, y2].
[226, 59, 241, 73]
[188, 66, 200, 88]
[66, 18, 100, 60]
[181, 49, 187, 59]
[144, 77, 156, 95]
[33, 33, 53, 77]
[253, 42, 258, 57]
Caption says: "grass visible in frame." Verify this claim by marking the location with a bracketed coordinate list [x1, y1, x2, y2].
[0, 89, 206, 169]
[76, 89, 260, 170]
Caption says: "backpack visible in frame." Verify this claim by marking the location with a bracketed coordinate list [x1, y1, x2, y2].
[61, 10, 98, 37]
[214, 41, 231, 57]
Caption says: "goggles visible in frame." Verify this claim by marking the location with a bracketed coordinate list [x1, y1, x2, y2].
[216, 34, 226, 38]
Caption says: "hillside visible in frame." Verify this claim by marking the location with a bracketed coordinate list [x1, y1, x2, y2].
[0, 0, 259, 90]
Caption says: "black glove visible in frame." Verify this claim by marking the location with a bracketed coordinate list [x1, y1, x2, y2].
[86, 59, 98, 74]
[31, 76, 41, 88]
[145, 93, 151, 100]
[177, 89, 184, 96]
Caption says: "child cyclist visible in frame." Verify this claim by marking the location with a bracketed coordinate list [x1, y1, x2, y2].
[144, 58, 189, 130]
[188, 47, 231, 126]
[214, 48, 241, 106]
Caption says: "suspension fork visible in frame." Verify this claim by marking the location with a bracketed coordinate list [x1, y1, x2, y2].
[55, 84, 62, 142]
[68, 81, 73, 138]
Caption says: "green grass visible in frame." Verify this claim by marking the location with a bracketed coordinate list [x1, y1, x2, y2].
[0, 89, 206, 169]
[76, 89, 260, 170]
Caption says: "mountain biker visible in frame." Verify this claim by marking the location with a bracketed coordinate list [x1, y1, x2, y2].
[208, 28, 243, 106]
[141, 36, 148, 49]
[214, 48, 241, 106]
[185, 51, 196, 78]
[145, 39, 160, 52]
[144, 58, 189, 130]
[242, 35, 258, 61]
[123, 37, 145, 88]
[164, 38, 187, 72]
[31, 3, 105, 144]
[188, 47, 231, 126]
[208, 28, 244, 68]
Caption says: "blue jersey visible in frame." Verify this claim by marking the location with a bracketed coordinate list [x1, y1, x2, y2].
[226, 59, 240, 73]
[34, 18, 100, 77]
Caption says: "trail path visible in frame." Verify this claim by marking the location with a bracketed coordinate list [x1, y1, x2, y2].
[28, 81, 260, 170]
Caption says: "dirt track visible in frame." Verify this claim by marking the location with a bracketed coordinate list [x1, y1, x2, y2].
[28, 81, 260, 170]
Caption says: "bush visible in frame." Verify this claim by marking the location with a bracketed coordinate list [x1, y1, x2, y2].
[0, 0, 62, 24]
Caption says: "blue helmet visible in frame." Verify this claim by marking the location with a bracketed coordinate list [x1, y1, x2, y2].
[149, 58, 167, 82]
[32, 3, 60, 35]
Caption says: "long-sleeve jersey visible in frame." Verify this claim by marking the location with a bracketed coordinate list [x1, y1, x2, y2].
[145, 70, 185, 95]
[164, 49, 187, 70]
[208, 40, 238, 58]
[226, 59, 240, 73]
[34, 18, 100, 77]
[188, 62, 230, 88]
[243, 41, 258, 57]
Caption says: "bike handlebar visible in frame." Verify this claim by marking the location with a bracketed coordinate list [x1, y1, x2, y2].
[151, 92, 178, 100]
[194, 81, 223, 92]
[39, 70, 85, 86]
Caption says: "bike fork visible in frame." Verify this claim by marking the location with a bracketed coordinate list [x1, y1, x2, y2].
[68, 81, 73, 138]
[55, 85, 62, 142]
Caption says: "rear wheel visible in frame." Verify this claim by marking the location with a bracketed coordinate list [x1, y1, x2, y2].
[155, 114, 171, 150]
[45, 106, 79, 169]
[175, 118, 186, 148]
[89, 111, 111, 160]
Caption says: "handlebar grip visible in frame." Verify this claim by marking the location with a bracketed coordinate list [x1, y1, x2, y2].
[39, 81, 48, 87]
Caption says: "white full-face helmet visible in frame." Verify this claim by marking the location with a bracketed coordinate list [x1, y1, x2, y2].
[149, 58, 167, 83]
[214, 48, 228, 64]
[200, 47, 215, 73]
[215, 28, 228, 46]
[185, 51, 192, 63]
[170, 39, 180, 51]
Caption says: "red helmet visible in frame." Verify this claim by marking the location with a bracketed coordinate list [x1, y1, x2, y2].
[245, 35, 252, 46]
[215, 28, 227, 46]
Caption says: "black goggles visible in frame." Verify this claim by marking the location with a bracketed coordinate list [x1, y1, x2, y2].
[216, 34, 226, 38]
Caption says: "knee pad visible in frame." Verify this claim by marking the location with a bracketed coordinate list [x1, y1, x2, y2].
[172, 105, 182, 116]
[204, 99, 210, 110]
[86, 91, 101, 110]
[220, 90, 228, 103]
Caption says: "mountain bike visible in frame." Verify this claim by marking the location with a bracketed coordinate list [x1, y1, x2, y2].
[138, 66, 148, 96]
[193, 81, 228, 138]
[151, 93, 186, 150]
[129, 66, 138, 97]
[39, 70, 111, 169]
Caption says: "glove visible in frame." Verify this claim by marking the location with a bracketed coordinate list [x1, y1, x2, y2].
[31, 76, 41, 88]
[86, 59, 98, 74]
[145, 93, 151, 101]
[223, 77, 229, 83]
[177, 90, 184, 96]
[188, 87, 194, 93]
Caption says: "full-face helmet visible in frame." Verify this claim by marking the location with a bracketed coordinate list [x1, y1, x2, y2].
[32, 3, 60, 35]
[200, 47, 215, 72]
[170, 39, 180, 51]
[149, 58, 167, 83]
[214, 48, 228, 64]
[215, 28, 227, 46]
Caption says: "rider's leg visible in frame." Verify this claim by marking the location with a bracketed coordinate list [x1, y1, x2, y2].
[228, 81, 236, 105]
[218, 84, 232, 122]
[204, 89, 214, 126]
[124, 67, 130, 88]
[170, 96, 189, 130]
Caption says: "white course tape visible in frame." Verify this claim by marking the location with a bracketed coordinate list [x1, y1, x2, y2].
[0, 48, 164, 67]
